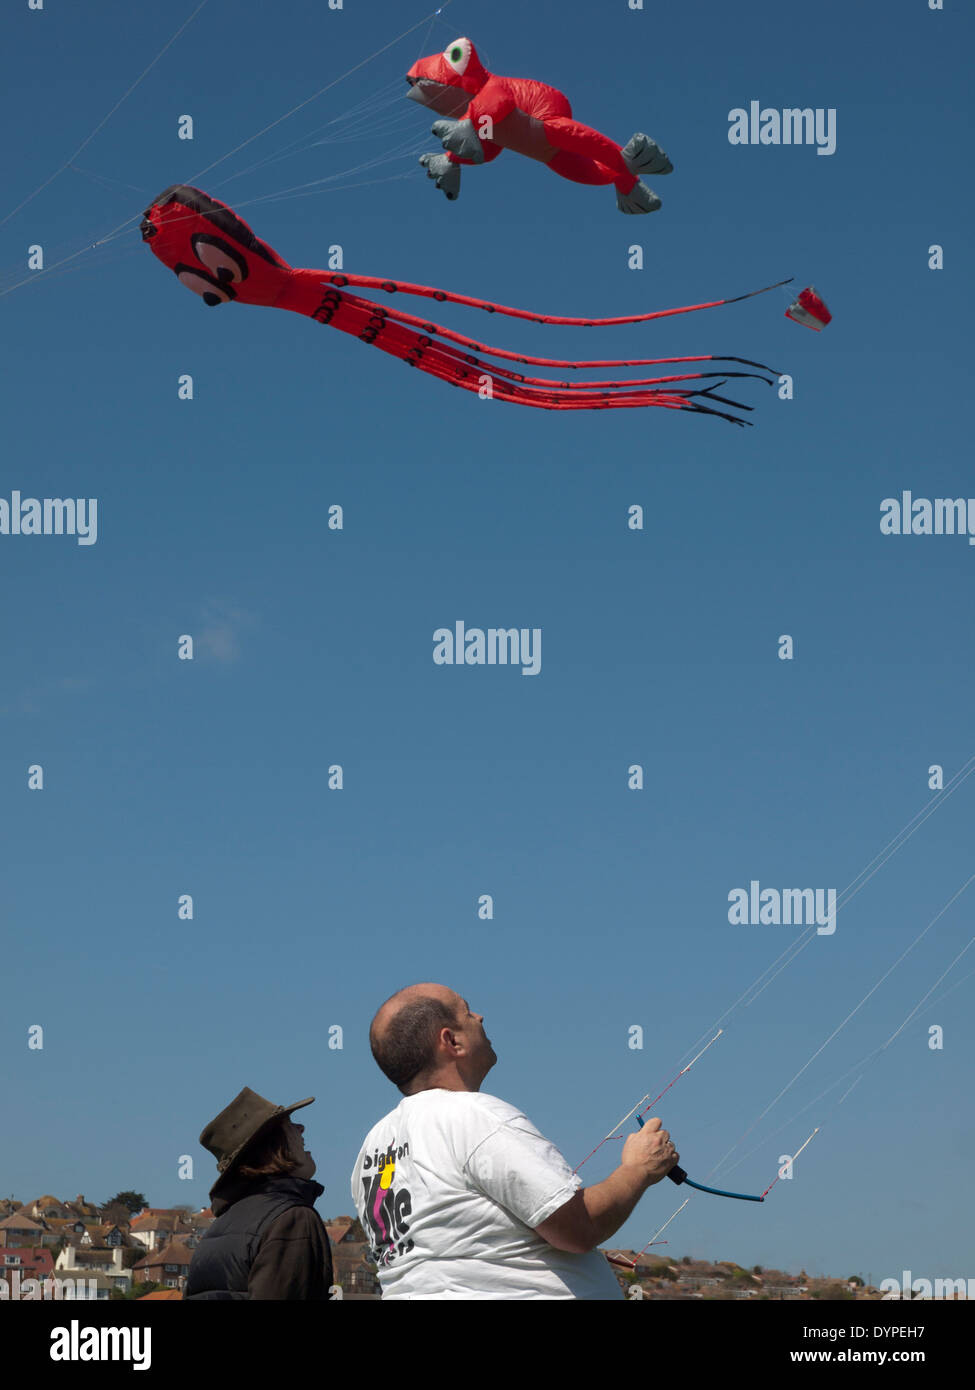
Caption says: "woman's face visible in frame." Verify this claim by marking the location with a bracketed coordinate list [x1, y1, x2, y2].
[282, 1118, 316, 1180]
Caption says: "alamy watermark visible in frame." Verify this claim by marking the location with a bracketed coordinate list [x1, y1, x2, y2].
[728, 102, 836, 156]
[0, 491, 97, 545]
[880, 1270, 973, 1300]
[728, 880, 837, 935]
[49, 1320, 151, 1370]
[433, 620, 541, 676]
[1, 1274, 101, 1300]
[880, 492, 975, 546]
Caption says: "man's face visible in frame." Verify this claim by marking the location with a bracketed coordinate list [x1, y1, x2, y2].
[450, 992, 497, 1083]
[282, 1118, 316, 1180]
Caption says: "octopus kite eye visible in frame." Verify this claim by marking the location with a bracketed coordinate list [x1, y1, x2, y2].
[443, 37, 471, 75]
[175, 265, 234, 305]
[191, 234, 248, 284]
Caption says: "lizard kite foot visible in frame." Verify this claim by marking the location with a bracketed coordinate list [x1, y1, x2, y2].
[616, 179, 662, 214]
[419, 152, 461, 201]
[621, 132, 673, 177]
[431, 117, 485, 164]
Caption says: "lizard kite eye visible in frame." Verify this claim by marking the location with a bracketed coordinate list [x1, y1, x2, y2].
[444, 38, 471, 75]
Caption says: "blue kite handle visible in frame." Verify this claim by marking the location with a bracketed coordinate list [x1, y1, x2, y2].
[635, 1116, 763, 1201]
[681, 1175, 764, 1203]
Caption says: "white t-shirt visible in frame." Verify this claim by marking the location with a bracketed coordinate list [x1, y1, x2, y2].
[350, 1089, 622, 1300]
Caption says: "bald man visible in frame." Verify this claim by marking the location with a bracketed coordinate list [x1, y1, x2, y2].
[351, 983, 679, 1300]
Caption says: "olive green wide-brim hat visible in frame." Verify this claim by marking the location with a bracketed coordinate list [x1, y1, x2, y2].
[200, 1087, 314, 1174]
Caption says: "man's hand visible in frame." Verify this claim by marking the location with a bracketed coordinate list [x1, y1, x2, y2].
[620, 1116, 679, 1185]
[534, 1117, 681, 1255]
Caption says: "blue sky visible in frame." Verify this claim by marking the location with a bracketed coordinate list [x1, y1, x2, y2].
[1, 0, 972, 1283]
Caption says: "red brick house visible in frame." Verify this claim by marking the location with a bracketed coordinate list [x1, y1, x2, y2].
[326, 1217, 380, 1299]
[0, 1246, 55, 1295]
[132, 1239, 195, 1291]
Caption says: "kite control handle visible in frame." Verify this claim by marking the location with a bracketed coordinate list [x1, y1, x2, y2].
[667, 1163, 763, 1202]
[636, 1116, 763, 1201]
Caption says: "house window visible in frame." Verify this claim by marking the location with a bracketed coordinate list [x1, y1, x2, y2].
[165, 1263, 178, 1273]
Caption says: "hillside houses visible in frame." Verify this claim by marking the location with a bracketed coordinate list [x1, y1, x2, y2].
[325, 1217, 380, 1298]
[612, 1256, 834, 1301]
[0, 1211, 47, 1248]
[0, 1190, 874, 1301]
[132, 1240, 195, 1293]
[0, 1196, 379, 1298]
[0, 1245, 55, 1298]
[0, 1195, 214, 1299]
[129, 1210, 196, 1252]
[55, 1244, 132, 1297]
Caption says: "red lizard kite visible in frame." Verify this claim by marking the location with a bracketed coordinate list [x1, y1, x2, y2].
[407, 37, 671, 214]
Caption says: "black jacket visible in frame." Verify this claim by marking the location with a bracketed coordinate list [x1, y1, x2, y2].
[183, 1175, 333, 1300]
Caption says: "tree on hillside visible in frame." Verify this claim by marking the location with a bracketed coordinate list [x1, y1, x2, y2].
[100, 1202, 134, 1227]
[105, 1191, 148, 1216]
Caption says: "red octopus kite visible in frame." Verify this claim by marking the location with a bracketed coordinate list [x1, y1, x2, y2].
[407, 37, 670, 214]
[141, 185, 787, 422]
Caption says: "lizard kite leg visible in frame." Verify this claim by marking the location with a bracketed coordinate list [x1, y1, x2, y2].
[542, 120, 671, 213]
[542, 117, 639, 191]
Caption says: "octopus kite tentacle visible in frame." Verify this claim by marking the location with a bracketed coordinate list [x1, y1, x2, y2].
[311, 287, 749, 418]
[141, 185, 786, 423]
[320, 269, 794, 329]
[323, 291, 766, 420]
[319, 283, 782, 379]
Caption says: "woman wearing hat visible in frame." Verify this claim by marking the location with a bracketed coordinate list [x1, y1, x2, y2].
[183, 1087, 334, 1300]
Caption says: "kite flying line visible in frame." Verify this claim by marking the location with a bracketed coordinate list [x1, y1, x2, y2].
[585, 756, 975, 1148]
[674, 749, 975, 1068]
[579, 757, 975, 1260]
[619, 1129, 822, 1268]
[707, 868, 975, 1179]
[622, 872, 975, 1264]
[719, 916, 975, 1186]
[574, 1031, 724, 1171]
[0, 0, 454, 298]
[186, 0, 456, 187]
[214, 2, 446, 188]
[0, 0, 212, 232]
